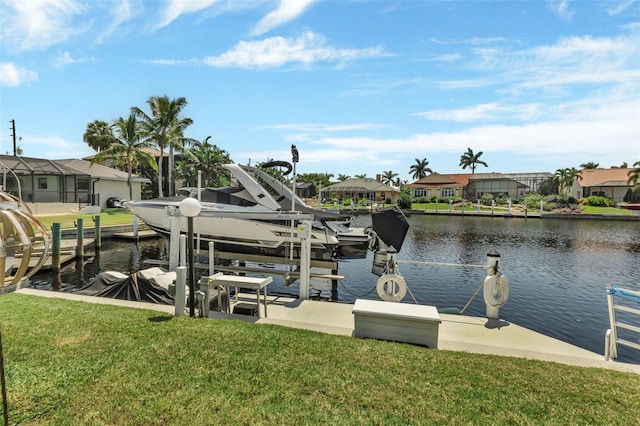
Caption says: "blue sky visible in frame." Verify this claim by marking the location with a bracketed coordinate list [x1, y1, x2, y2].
[1, 0, 639, 182]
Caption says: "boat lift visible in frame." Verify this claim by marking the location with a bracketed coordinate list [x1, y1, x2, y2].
[165, 205, 314, 299]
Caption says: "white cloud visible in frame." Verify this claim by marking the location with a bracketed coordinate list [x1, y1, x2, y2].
[0, 62, 38, 86]
[0, 0, 89, 52]
[52, 51, 97, 68]
[251, 0, 317, 36]
[607, 0, 637, 16]
[547, 0, 574, 20]
[413, 103, 543, 122]
[203, 32, 384, 69]
[96, 0, 139, 43]
[153, 0, 220, 30]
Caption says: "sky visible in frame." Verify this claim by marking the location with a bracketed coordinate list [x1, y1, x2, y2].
[1, 0, 639, 183]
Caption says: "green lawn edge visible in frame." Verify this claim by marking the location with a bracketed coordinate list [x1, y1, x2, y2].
[1, 294, 638, 425]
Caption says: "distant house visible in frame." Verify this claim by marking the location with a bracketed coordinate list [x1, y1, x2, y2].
[84, 146, 171, 197]
[0, 154, 149, 209]
[295, 182, 316, 199]
[408, 173, 467, 199]
[321, 178, 400, 204]
[60, 158, 150, 207]
[570, 168, 637, 203]
[409, 172, 549, 200]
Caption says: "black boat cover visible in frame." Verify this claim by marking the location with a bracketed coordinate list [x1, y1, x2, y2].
[371, 206, 410, 252]
[76, 269, 175, 305]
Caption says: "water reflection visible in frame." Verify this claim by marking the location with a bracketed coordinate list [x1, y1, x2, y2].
[30, 215, 640, 363]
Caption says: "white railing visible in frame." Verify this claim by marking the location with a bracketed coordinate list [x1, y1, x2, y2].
[605, 285, 640, 361]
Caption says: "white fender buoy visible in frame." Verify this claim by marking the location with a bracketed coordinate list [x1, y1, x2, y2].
[376, 273, 407, 302]
[483, 274, 509, 307]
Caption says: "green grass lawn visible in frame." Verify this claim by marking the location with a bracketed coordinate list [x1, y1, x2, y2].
[1, 294, 638, 425]
[34, 208, 137, 230]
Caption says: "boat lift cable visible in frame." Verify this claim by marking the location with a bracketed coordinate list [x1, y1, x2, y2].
[338, 279, 378, 298]
[396, 259, 487, 269]
[459, 280, 485, 314]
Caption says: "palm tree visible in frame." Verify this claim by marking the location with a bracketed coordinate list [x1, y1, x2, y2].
[554, 167, 582, 195]
[337, 174, 350, 182]
[132, 95, 194, 198]
[459, 147, 488, 174]
[409, 158, 432, 180]
[354, 173, 368, 179]
[580, 161, 599, 169]
[176, 136, 232, 187]
[83, 120, 114, 152]
[628, 161, 640, 186]
[91, 114, 157, 201]
[381, 170, 398, 186]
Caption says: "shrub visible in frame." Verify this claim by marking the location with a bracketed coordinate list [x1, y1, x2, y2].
[584, 195, 615, 207]
[480, 193, 494, 206]
[397, 193, 412, 209]
[342, 198, 352, 207]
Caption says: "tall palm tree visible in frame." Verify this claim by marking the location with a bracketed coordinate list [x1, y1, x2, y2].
[354, 173, 368, 179]
[381, 170, 398, 186]
[459, 147, 488, 174]
[409, 158, 432, 180]
[83, 120, 114, 152]
[132, 95, 194, 197]
[91, 114, 157, 201]
[337, 174, 350, 182]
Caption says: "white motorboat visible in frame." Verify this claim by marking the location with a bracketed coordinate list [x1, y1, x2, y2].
[126, 162, 374, 261]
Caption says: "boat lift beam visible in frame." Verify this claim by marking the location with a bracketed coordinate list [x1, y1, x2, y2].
[166, 206, 315, 299]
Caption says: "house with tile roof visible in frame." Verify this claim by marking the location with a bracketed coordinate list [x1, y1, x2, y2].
[569, 168, 638, 203]
[408, 172, 543, 200]
[0, 154, 149, 209]
[320, 177, 400, 204]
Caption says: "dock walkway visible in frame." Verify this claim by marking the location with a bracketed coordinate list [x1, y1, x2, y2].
[14, 288, 640, 375]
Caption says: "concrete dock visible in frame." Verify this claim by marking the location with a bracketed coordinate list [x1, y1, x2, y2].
[13, 288, 640, 375]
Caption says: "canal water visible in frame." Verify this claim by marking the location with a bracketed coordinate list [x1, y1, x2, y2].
[30, 214, 640, 364]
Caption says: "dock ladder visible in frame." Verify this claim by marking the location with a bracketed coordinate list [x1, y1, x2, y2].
[605, 285, 640, 361]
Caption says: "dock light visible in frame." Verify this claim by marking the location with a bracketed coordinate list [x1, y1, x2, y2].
[180, 198, 201, 317]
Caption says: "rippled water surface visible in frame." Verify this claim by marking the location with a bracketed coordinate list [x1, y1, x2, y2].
[32, 214, 640, 363]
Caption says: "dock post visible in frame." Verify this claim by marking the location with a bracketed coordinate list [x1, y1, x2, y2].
[540, 200, 544, 215]
[174, 266, 187, 316]
[51, 223, 61, 272]
[298, 220, 311, 300]
[485, 251, 501, 320]
[133, 215, 138, 239]
[76, 218, 84, 258]
[169, 216, 180, 271]
[491, 200, 495, 217]
[208, 241, 215, 275]
[179, 234, 186, 267]
[93, 215, 101, 249]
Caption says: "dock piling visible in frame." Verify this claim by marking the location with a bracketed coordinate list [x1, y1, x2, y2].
[76, 218, 84, 258]
[93, 215, 101, 249]
[51, 223, 61, 272]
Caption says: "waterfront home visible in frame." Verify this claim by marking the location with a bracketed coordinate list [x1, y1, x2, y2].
[570, 168, 638, 203]
[321, 177, 400, 205]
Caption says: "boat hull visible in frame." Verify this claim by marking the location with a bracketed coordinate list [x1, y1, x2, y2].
[126, 199, 369, 261]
